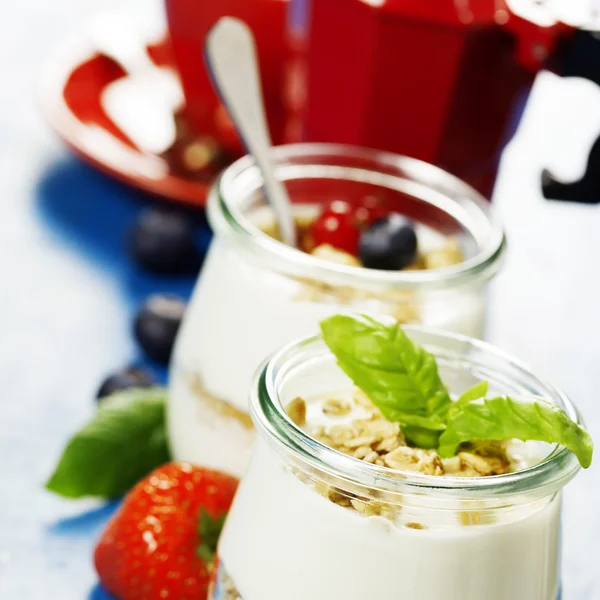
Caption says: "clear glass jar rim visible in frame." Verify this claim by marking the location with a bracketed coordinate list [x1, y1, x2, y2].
[208, 143, 507, 291]
[250, 326, 583, 499]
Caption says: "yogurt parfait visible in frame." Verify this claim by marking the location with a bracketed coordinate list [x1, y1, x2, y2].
[212, 315, 592, 600]
[169, 144, 506, 475]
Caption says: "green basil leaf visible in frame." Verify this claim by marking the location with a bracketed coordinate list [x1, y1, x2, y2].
[438, 395, 593, 468]
[46, 388, 170, 499]
[400, 426, 442, 449]
[320, 314, 452, 431]
[456, 381, 489, 406]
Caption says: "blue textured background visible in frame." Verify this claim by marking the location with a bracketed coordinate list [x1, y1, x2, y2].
[0, 1, 210, 594]
[2, 157, 210, 599]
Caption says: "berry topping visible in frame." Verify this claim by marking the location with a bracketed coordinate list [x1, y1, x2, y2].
[359, 214, 418, 270]
[353, 196, 387, 229]
[133, 295, 186, 365]
[311, 201, 360, 255]
[96, 367, 155, 401]
[129, 209, 201, 275]
[94, 462, 238, 600]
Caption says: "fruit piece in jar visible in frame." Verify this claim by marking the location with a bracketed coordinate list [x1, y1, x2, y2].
[94, 462, 238, 600]
[353, 195, 387, 229]
[310, 200, 360, 255]
[134, 294, 187, 365]
[96, 366, 155, 401]
[258, 201, 464, 272]
[129, 208, 201, 275]
[358, 214, 418, 270]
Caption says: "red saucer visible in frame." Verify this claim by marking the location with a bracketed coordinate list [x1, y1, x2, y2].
[40, 30, 237, 207]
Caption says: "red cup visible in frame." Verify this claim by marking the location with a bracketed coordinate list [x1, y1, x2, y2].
[165, 0, 289, 155]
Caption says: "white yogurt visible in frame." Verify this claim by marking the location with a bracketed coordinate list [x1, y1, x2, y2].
[217, 440, 561, 600]
[168, 235, 485, 474]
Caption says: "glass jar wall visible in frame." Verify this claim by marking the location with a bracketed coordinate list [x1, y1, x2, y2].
[168, 144, 505, 476]
[212, 328, 582, 600]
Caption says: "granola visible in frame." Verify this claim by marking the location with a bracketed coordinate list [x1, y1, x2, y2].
[289, 392, 513, 478]
[187, 374, 254, 430]
[211, 561, 242, 600]
[443, 441, 512, 477]
[382, 446, 444, 476]
[285, 390, 515, 525]
[424, 237, 464, 269]
[311, 244, 361, 267]
[287, 397, 307, 426]
[260, 213, 464, 273]
[259, 214, 464, 325]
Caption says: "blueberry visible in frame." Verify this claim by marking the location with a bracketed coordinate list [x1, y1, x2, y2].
[133, 295, 187, 365]
[359, 214, 418, 270]
[129, 209, 201, 274]
[96, 367, 155, 401]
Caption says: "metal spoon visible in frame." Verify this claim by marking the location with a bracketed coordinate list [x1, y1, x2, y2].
[205, 17, 297, 247]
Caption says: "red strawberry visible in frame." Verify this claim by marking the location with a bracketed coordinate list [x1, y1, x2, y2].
[311, 200, 361, 255]
[94, 462, 238, 600]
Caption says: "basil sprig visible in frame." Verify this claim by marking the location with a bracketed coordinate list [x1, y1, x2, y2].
[46, 388, 170, 499]
[320, 315, 592, 468]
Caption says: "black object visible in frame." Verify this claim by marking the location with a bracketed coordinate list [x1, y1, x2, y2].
[133, 295, 187, 365]
[542, 133, 600, 204]
[129, 209, 201, 274]
[96, 367, 155, 401]
[359, 214, 418, 271]
[554, 30, 600, 89]
[542, 31, 600, 204]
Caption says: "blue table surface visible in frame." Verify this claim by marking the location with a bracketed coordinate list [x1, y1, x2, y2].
[1, 3, 206, 597]
[1, 157, 210, 600]
[3, 1, 600, 599]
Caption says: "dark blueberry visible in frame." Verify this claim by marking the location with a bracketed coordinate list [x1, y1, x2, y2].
[358, 214, 418, 270]
[133, 295, 187, 365]
[96, 367, 155, 401]
[129, 209, 201, 274]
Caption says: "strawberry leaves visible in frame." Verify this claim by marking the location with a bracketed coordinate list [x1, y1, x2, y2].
[197, 510, 228, 562]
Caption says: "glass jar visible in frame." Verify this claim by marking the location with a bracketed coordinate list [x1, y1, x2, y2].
[168, 144, 505, 475]
[212, 328, 583, 600]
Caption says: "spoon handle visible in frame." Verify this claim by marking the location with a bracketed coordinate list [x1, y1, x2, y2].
[205, 18, 297, 247]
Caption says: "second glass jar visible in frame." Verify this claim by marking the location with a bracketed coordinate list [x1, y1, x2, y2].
[211, 328, 581, 600]
[168, 144, 506, 475]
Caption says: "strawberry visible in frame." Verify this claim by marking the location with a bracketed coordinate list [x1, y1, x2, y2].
[94, 462, 238, 600]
